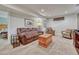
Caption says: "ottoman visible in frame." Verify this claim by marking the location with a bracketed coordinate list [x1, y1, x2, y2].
[38, 34, 52, 48]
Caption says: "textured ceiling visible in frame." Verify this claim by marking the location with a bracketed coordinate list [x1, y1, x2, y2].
[0, 4, 79, 18]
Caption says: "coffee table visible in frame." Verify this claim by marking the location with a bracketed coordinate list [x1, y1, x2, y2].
[38, 34, 52, 48]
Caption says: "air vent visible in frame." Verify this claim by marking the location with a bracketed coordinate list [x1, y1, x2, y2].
[75, 4, 79, 7]
[53, 17, 64, 21]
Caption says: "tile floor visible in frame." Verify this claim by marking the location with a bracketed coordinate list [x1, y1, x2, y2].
[0, 35, 78, 55]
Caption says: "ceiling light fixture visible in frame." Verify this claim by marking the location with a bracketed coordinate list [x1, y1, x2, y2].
[65, 11, 68, 14]
[41, 9, 45, 12]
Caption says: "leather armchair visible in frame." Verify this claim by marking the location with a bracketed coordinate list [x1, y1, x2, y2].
[46, 27, 55, 36]
[62, 29, 73, 39]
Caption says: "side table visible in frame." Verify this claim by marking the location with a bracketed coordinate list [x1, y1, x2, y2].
[11, 34, 20, 48]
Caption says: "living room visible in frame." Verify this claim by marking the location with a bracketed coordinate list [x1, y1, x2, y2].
[0, 4, 79, 55]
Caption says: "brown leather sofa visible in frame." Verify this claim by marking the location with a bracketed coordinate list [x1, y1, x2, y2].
[17, 28, 39, 45]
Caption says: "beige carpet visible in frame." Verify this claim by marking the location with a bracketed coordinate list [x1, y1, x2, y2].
[0, 35, 78, 55]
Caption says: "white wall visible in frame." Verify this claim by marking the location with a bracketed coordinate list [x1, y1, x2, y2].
[45, 14, 77, 36]
[77, 14, 79, 29]
[9, 16, 25, 34]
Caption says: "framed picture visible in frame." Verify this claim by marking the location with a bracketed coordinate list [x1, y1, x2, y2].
[24, 19, 34, 27]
